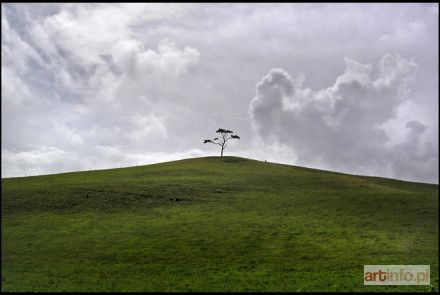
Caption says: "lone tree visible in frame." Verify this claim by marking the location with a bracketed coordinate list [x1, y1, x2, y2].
[203, 128, 240, 157]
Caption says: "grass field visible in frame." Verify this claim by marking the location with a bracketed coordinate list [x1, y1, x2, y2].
[1, 156, 438, 291]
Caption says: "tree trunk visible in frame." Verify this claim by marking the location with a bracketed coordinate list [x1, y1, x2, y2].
[221, 146, 224, 157]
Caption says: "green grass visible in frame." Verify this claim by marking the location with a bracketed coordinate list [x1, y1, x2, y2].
[1, 156, 438, 291]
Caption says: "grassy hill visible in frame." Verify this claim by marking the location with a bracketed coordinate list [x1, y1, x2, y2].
[1, 156, 438, 292]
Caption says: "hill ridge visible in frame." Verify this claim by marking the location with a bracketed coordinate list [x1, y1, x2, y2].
[2, 156, 438, 186]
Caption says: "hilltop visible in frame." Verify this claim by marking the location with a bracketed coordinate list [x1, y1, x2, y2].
[2, 156, 438, 291]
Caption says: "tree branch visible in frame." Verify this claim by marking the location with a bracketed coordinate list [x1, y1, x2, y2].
[204, 139, 223, 146]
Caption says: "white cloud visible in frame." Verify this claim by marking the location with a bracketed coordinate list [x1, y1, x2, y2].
[1, 67, 31, 106]
[249, 55, 438, 183]
[127, 114, 168, 142]
[1, 3, 438, 183]
[1, 146, 209, 178]
[377, 20, 428, 54]
[111, 38, 200, 78]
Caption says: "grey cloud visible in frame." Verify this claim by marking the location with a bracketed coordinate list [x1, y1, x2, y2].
[1, 3, 438, 182]
[249, 55, 438, 183]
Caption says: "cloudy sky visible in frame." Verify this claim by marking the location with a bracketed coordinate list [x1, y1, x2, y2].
[1, 3, 438, 183]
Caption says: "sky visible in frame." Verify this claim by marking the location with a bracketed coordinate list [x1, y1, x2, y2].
[1, 3, 439, 183]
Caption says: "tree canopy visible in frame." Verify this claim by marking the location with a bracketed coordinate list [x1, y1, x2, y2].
[203, 128, 240, 157]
